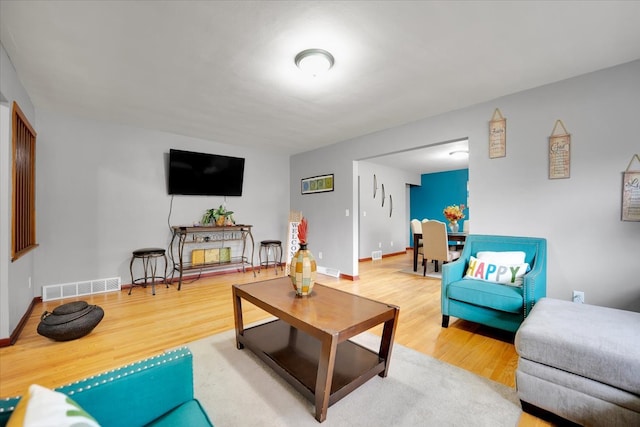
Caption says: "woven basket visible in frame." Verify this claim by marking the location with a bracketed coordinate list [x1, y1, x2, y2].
[37, 301, 104, 341]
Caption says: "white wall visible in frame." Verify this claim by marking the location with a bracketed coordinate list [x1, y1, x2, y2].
[358, 161, 420, 258]
[33, 110, 291, 291]
[292, 60, 640, 311]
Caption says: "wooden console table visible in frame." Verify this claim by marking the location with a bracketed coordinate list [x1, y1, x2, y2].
[233, 277, 399, 422]
[170, 224, 255, 289]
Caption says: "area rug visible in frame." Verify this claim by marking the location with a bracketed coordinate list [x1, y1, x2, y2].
[183, 328, 521, 426]
[399, 264, 442, 279]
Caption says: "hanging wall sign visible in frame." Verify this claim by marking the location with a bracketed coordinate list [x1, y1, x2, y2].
[622, 154, 640, 222]
[549, 120, 571, 179]
[489, 108, 506, 158]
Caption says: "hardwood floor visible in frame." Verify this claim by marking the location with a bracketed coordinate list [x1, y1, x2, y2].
[0, 251, 550, 426]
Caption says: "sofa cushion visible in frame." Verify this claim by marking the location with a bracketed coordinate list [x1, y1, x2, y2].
[447, 279, 523, 313]
[515, 298, 640, 394]
[7, 384, 99, 427]
[146, 400, 214, 427]
[463, 256, 529, 286]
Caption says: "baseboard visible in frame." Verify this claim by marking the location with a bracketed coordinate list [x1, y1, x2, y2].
[339, 273, 359, 281]
[0, 296, 41, 348]
[358, 250, 407, 262]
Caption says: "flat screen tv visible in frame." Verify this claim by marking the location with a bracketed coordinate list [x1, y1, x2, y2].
[168, 149, 245, 196]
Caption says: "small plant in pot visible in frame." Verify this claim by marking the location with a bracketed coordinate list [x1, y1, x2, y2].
[202, 205, 234, 226]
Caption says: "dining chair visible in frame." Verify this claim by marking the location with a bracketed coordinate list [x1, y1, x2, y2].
[412, 218, 426, 268]
[422, 220, 461, 274]
[411, 219, 422, 247]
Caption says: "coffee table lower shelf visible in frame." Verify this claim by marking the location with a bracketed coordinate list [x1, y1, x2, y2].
[237, 319, 386, 409]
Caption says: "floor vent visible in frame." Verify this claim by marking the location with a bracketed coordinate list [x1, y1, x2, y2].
[372, 250, 383, 261]
[42, 277, 121, 302]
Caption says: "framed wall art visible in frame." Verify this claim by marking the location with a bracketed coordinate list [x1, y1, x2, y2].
[301, 174, 334, 195]
[549, 120, 571, 179]
[489, 108, 506, 158]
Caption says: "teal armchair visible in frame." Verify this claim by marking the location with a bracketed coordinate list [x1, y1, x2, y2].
[441, 235, 547, 333]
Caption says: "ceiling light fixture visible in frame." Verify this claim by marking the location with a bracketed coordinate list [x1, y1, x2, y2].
[449, 150, 469, 157]
[295, 49, 335, 77]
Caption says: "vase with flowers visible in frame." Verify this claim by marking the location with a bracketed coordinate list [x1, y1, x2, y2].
[289, 217, 317, 297]
[443, 204, 465, 233]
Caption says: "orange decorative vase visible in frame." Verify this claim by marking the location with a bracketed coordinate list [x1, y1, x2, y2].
[290, 243, 317, 297]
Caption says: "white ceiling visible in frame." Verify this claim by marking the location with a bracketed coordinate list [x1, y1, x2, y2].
[2, 1, 640, 174]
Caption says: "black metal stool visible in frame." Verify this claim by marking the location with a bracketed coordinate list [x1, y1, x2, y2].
[129, 247, 168, 295]
[258, 240, 283, 274]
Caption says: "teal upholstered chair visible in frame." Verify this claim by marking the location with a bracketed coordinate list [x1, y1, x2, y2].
[441, 234, 547, 333]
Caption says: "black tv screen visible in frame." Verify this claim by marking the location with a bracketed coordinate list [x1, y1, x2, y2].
[168, 149, 245, 196]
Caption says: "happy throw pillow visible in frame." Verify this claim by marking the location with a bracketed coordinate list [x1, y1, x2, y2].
[464, 255, 529, 287]
[7, 384, 100, 427]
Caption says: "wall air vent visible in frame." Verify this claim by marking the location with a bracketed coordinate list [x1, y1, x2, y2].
[316, 266, 341, 278]
[42, 277, 121, 302]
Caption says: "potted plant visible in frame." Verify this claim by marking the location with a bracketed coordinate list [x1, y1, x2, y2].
[202, 205, 234, 226]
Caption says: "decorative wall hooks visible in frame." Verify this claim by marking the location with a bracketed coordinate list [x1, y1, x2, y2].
[489, 108, 506, 159]
[549, 120, 571, 179]
[373, 174, 377, 198]
[621, 154, 640, 222]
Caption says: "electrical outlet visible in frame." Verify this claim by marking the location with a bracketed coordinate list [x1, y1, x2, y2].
[318, 251, 323, 259]
[572, 290, 585, 304]
[378, 242, 382, 248]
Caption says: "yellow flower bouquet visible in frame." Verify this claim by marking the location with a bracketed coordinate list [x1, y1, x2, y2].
[443, 204, 465, 222]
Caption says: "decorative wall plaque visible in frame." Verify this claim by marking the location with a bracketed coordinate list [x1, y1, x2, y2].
[549, 120, 571, 179]
[489, 108, 506, 158]
[622, 154, 640, 222]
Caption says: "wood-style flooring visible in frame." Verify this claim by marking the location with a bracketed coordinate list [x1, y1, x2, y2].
[0, 251, 551, 426]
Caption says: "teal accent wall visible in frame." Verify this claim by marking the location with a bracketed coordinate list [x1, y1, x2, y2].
[409, 169, 468, 246]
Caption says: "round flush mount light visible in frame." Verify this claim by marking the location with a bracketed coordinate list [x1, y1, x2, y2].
[295, 49, 335, 77]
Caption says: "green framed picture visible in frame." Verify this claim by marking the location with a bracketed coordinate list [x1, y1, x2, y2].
[301, 174, 334, 195]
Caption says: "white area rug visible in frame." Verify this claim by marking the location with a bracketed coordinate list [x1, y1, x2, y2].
[399, 264, 442, 279]
[184, 328, 521, 426]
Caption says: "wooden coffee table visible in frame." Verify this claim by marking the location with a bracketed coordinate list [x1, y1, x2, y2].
[232, 277, 399, 422]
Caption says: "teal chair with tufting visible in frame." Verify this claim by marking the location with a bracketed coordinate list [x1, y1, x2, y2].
[441, 234, 547, 333]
